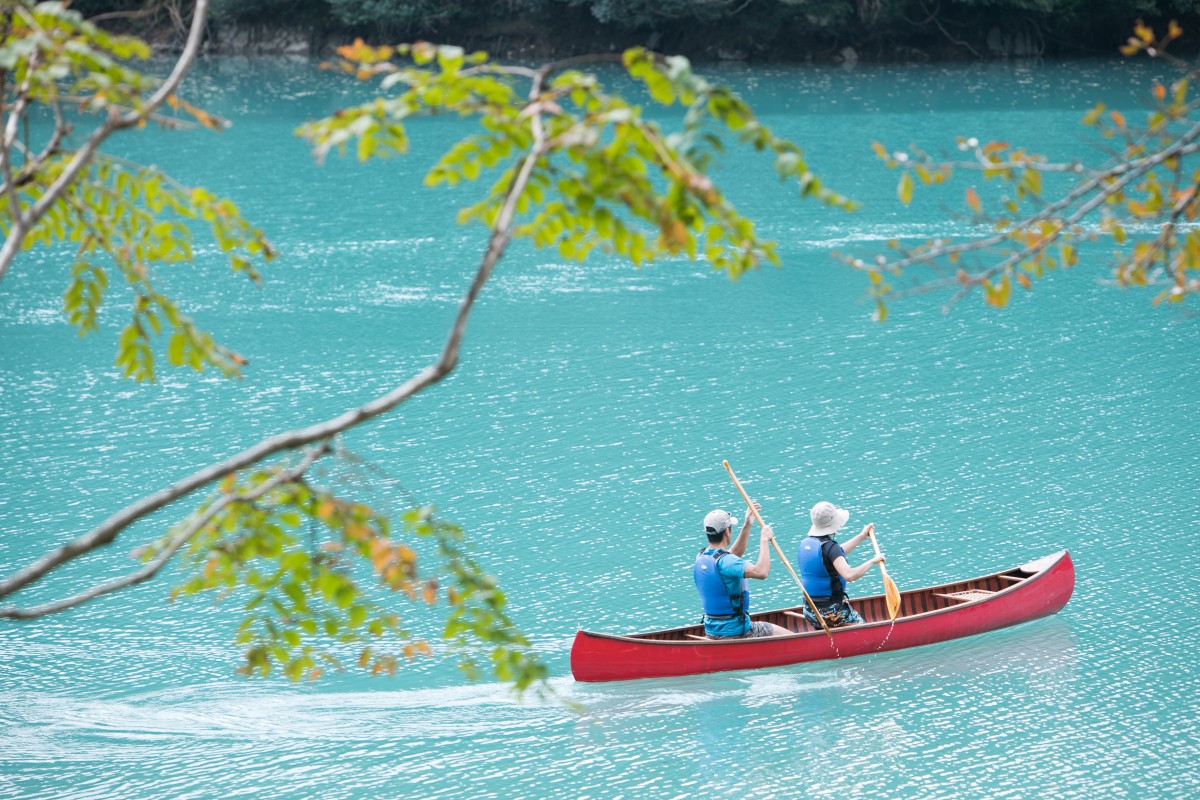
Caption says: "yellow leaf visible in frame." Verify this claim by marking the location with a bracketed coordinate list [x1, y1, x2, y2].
[337, 38, 367, 61]
[659, 218, 689, 251]
[983, 275, 1012, 308]
[1023, 169, 1042, 196]
[897, 171, 914, 205]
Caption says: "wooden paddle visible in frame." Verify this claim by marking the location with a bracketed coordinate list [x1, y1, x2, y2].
[867, 525, 901, 620]
[722, 460, 833, 639]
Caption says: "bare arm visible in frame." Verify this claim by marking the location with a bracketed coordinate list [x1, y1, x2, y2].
[742, 525, 775, 580]
[728, 502, 759, 557]
[832, 552, 884, 583]
[840, 523, 874, 555]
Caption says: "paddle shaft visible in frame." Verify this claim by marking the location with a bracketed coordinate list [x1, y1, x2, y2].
[867, 527, 886, 573]
[721, 460, 833, 638]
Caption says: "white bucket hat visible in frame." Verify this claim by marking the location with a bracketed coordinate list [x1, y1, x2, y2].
[808, 501, 849, 537]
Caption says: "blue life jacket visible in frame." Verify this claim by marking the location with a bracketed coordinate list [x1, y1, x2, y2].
[693, 548, 751, 619]
[797, 536, 846, 601]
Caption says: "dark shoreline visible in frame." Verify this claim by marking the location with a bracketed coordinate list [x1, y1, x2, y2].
[112, 11, 1200, 66]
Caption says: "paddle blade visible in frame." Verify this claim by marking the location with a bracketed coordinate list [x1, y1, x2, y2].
[883, 572, 901, 620]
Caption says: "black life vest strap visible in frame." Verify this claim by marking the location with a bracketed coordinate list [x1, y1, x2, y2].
[820, 538, 846, 603]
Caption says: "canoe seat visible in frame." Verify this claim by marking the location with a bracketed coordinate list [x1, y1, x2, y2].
[997, 575, 1025, 582]
[934, 590, 996, 603]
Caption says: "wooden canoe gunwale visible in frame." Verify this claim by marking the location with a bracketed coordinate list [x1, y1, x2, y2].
[570, 550, 1074, 681]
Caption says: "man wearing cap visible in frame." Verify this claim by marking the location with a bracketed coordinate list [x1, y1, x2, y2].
[796, 501, 886, 628]
[693, 507, 791, 639]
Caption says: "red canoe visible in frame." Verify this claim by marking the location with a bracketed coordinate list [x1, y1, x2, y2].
[571, 549, 1075, 682]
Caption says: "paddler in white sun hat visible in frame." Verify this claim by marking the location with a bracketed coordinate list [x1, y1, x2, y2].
[796, 501, 885, 628]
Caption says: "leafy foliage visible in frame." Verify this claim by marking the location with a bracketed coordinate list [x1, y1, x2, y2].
[300, 41, 853, 278]
[1, 12, 850, 693]
[843, 21, 1200, 319]
[152, 452, 546, 688]
[288, 40, 854, 684]
[0, 0, 274, 379]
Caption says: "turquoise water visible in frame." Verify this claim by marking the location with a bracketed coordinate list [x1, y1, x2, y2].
[2, 57, 1199, 798]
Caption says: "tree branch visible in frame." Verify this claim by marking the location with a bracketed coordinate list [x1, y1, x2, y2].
[0, 442, 330, 619]
[0, 57, 550, 607]
[0, 45, 38, 229]
[0, 0, 210, 284]
[860, 118, 1200, 281]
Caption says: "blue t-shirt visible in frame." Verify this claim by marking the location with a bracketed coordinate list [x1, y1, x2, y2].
[703, 551, 750, 637]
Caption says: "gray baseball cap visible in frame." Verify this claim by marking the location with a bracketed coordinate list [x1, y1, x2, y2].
[703, 509, 739, 535]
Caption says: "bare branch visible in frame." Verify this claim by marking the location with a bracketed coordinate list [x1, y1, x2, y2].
[0, 45, 38, 229]
[0, 0, 210, 284]
[0, 443, 330, 620]
[859, 119, 1200, 279]
[0, 60, 551, 607]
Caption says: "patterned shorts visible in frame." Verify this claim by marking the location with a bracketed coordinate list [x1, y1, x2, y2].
[802, 601, 864, 629]
[708, 621, 776, 640]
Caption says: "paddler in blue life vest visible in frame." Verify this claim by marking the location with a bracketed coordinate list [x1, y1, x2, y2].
[694, 507, 791, 640]
[797, 501, 886, 628]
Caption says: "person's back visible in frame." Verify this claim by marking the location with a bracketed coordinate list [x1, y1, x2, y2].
[694, 545, 751, 637]
[693, 507, 790, 640]
[795, 501, 885, 628]
[797, 534, 847, 602]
